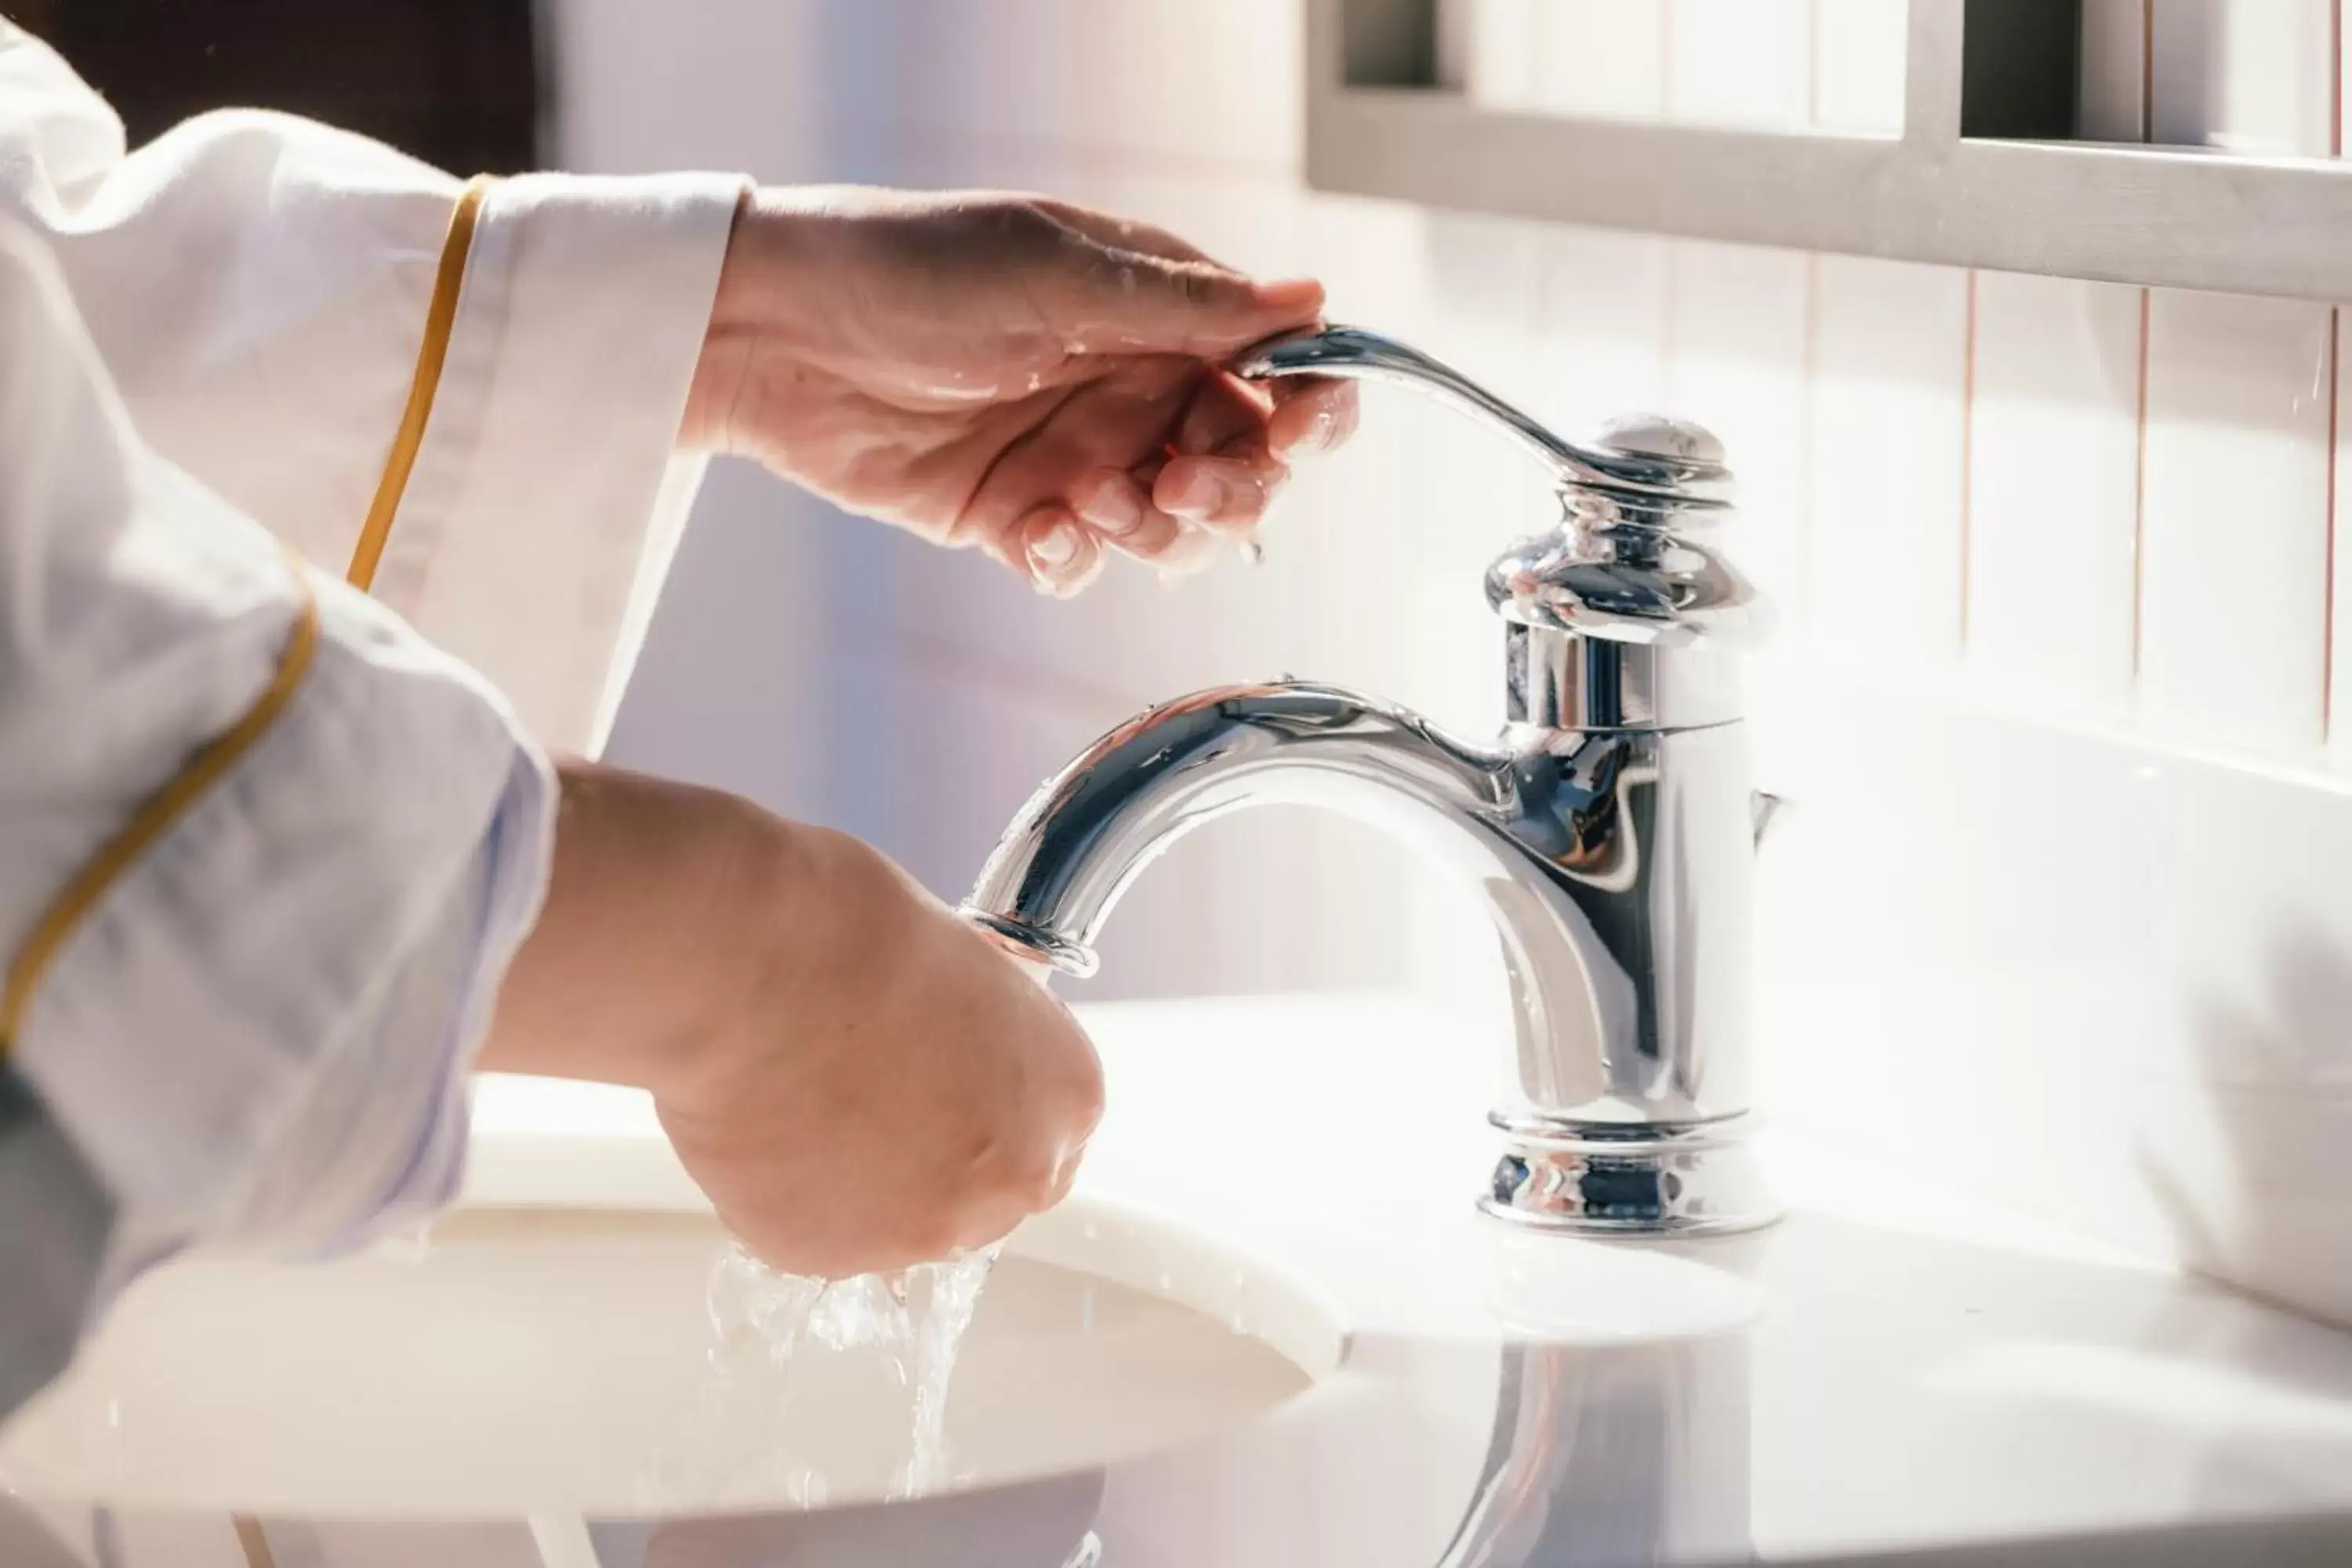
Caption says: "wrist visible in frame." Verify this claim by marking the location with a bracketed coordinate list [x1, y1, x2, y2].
[652, 820, 929, 1113]
[680, 186, 757, 453]
[681, 187, 855, 455]
[479, 763, 793, 1093]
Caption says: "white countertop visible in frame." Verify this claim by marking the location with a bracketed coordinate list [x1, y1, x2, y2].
[1076, 996, 2352, 1566]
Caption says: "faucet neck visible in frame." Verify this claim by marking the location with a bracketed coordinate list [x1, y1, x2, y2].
[1504, 625, 1744, 732]
[964, 687, 1510, 975]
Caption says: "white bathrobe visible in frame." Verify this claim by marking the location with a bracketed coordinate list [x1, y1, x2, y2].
[0, 22, 744, 1413]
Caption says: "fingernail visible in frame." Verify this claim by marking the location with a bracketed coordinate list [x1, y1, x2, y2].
[1060, 548, 1107, 598]
[1076, 477, 1143, 538]
[1165, 470, 1229, 520]
[1154, 522, 1227, 586]
[1030, 521, 1081, 568]
[1254, 277, 1325, 314]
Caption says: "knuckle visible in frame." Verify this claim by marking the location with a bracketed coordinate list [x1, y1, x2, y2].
[963, 1119, 1070, 1212]
[948, 1194, 1022, 1254]
[1068, 1050, 1107, 1125]
[980, 1135, 1062, 1207]
[1007, 1163, 1062, 1212]
[912, 1210, 970, 1260]
[1022, 200, 1083, 254]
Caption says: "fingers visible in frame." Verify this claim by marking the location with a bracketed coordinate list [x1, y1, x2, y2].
[1175, 367, 1269, 456]
[963, 368, 1255, 585]
[1034, 198, 1228, 270]
[1156, 454, 1283, 533]
[1073, 467, 1187, 560]
[1015, 503, 1107, 598]
[1022, 461, 1249, 583]
[1112, 261, 1324, 358]
[1063, 368, 1316, 579]
[951, 1123, 1093, 1250]
[1155, 368, 1291, 536]
[1070, 466, 1253, 582]
[1004, 380, 1346, 590]
[957, 325, 1354, 595]
[1267, 376, 1359, 459]
[1031, 197, 1325, 357]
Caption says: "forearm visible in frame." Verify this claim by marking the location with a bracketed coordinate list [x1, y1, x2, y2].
[477, 761, 806, 1092]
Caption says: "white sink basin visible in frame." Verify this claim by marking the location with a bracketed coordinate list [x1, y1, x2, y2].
[0, 1196, 1339, 1519]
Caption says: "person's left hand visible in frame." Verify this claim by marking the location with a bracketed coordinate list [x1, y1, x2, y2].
[680, 186, 1359, 596]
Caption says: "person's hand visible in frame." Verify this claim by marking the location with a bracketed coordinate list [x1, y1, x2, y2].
[681, 187, 1360, 595]
[481, 762, 1102, 1278]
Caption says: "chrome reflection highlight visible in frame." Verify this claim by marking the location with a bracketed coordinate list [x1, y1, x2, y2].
[1232, 326, 1736, 509]
[965, 328, 1778, 1236]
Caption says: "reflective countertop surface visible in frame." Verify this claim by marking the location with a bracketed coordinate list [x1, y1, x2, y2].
[6, 994, 2352, 1567]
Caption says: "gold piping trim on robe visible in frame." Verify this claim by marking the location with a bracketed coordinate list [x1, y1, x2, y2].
[0, 546, 323, 1058]
[347, 173, 495, 593]
[233, 1514, 278, 1568]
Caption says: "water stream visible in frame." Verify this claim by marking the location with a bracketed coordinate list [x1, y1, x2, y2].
[639, 1241, 1001, 1510]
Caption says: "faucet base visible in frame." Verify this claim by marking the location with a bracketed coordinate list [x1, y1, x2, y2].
[1481, 1116, 1779, 1237]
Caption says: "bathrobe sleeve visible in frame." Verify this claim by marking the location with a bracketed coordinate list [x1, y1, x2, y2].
[0, 20, 745, 755]
[0, 24, 744, 1417]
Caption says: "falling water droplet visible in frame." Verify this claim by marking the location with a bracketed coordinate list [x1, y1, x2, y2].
[645, 1243, 999, 1508]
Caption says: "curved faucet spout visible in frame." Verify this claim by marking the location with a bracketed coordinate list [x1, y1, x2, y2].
[967, 684, 1509, 971]
[961, 682, 1756, 1134]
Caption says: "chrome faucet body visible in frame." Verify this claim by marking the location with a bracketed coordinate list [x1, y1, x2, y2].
[964, 328, 1777, 1236]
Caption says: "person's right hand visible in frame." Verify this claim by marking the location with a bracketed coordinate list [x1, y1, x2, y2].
[680, 187, 1358, 596]
[480, 760, 1102, 1278]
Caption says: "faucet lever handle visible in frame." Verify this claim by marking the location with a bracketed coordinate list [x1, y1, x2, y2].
[1233, 325, 1733, 510]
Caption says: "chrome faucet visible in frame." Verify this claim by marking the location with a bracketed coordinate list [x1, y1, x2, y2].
[963, 327, 1777, 1236]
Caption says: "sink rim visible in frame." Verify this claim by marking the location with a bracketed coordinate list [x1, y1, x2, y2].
[460, 1073, 1352, 1381]
[0, 1099, 1354, 1524]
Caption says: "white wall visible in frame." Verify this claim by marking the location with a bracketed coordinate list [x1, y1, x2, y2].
[556, 1, 2352, 1328]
